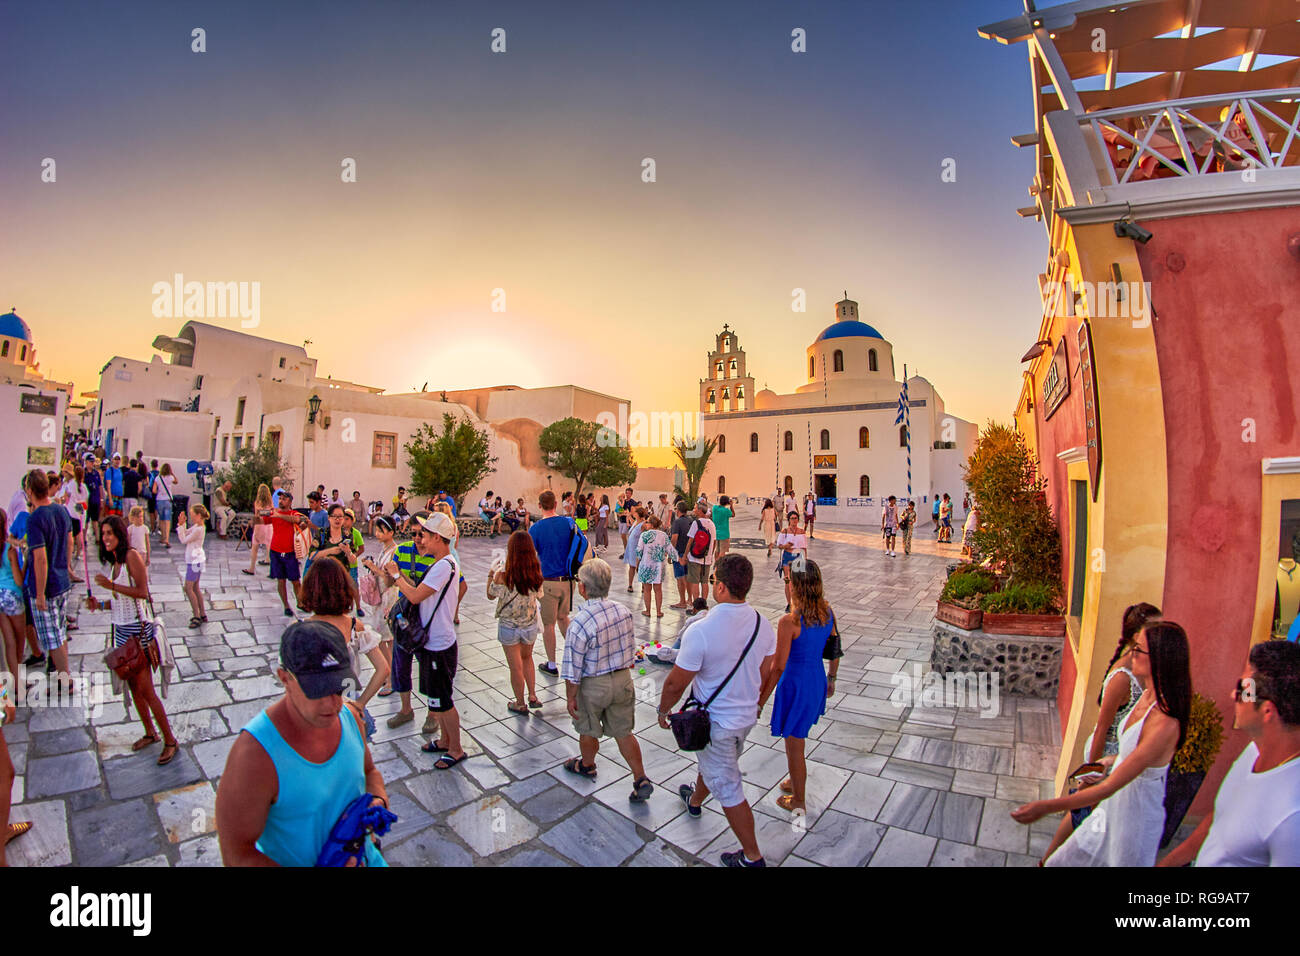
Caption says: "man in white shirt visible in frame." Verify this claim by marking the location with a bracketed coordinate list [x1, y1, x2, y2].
[658, 554, 777, 867]
[384, 512, 466, 769]
[683, 502, 716, 609]
[1160, 641, 1300, 867]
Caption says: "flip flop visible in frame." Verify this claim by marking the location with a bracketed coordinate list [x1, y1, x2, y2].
[241, 569, 255, 576]
[527, 698, 543, 709]
[376, 686, 394, 697]
[506, 701, 530, 715]
[420, 740, 448, 753]
[4, 821, 32, 845]
[433, 753, 468, 770]
[131, 734, 160, 752]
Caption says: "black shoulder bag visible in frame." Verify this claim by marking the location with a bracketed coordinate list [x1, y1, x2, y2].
[386, 557, 451, 655]
[822, 610, 844, 661]
[669, 611, 761, 752]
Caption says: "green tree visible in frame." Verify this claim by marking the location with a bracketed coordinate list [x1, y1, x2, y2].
[672, 435, 718, 504]
[538, 417, 638, 500]
[215, 440, 288, 511]
[963, 422, 1062, 591]
[404, 413, 497, 510]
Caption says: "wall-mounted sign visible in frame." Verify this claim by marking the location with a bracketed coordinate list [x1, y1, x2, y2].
[1042, 339, 1071, 421]
[813, 454, 836, 469]
[846, 496, 875, 507]
[19, 393, 57, 415]
[1077, 321, 1102, 500]
[27, 446, 55, 466]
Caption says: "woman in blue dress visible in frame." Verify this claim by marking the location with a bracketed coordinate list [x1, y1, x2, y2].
[761, 559, 840, 813]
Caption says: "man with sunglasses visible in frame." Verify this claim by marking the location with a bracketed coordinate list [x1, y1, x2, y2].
[1160, 641, 1300, 866]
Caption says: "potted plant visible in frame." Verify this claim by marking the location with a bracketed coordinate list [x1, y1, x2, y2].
[962, 424, 1065, 637]
[936, 566, 998, 630]
[978, 581, 1066, 636]
[1160, 693, 1225, 847]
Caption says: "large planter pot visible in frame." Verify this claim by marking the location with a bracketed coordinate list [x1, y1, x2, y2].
[1161, 770, 1206, 847]
[981, 612, 1066, 637]
[936, 600, 982, 630]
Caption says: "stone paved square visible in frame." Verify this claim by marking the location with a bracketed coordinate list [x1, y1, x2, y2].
[4, 516, 1061, 866]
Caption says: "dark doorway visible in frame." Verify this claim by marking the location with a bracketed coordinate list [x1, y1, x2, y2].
[815, 473, 837, 503]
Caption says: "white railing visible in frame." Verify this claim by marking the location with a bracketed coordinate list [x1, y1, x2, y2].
[1081, 88, 1300, 186]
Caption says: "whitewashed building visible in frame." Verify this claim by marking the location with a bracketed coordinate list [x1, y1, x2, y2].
[699, 296, 976, 527]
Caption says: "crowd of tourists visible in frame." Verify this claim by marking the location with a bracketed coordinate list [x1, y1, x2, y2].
[3, 454, 1297, 869]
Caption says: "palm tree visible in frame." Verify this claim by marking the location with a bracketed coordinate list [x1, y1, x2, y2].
[672, 435, 718, 504]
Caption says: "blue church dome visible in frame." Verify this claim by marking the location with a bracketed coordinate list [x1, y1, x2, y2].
[0, 311, 32, 342]
[816, 320, 883, 341]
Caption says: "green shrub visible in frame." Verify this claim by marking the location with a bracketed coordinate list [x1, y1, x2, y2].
[941, 568, 999, 607]
[979, 581, 1059, 614]
[1171, 693, 1225, 775]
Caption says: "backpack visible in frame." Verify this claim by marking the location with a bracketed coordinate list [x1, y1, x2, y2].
[688, 522, 712, 559]
[564, 518, 586, 579]
[359, 568, 381, 606]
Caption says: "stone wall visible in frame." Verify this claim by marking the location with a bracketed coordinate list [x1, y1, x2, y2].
[930, 620, 1063, 699]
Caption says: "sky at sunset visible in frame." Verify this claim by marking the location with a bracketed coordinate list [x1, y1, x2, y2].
[2, 0, 1046, 467]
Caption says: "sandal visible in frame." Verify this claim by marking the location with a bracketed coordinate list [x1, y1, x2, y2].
[376, 685, 394, 697]
[420, 740, 448, 753]
[4, 821, 32, 845]
[506, 701, 530, 715]
[562, 756, 597, 779]
[241, 569, 255, 576]
[433, 753, 468, 770]
[779, 777, 793, 794]
[775, 793, 803, 812]
[527, 697, 543, 709]
[131, 734, 160, 752]
[629, 777, 654, 803]
[189, 617, 202, 629]
[157, 742, 179, 766]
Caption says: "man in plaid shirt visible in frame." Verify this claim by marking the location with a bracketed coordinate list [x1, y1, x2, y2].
[558, 558, 654, 802]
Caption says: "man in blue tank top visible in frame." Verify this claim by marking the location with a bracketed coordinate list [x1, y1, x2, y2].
[215, 621, 390, 866]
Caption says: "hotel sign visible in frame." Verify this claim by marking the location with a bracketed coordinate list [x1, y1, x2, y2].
[19, 393, 58, 415]
[1041, 339, 1070, 421]
[1077, 321, 1102, 500]
[813, 454, 836, 469]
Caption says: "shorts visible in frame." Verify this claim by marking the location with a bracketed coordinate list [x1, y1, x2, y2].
[0, 589, 23, 617]
[87, 501, 100, 524]
[673, 560, 687, 580]
[539, 580, 571, 629]
[497, 620, 538, 645]
[31, 591, 69, 652]
[417, 644, 458, 713]
[269, 550, 300, 581]
[696, 722, 751, 808]
[111, 620, 156, 648]
[147, 495, 157, 514]
[185, 562, 203, 583]
[349, 566, 359, 585]
[573, 668, 635, 739]
[391, 639, 414, 694]
[71, 517, 82, 536]
[686, 561, 710, 584]
[156, 498, 173, 523]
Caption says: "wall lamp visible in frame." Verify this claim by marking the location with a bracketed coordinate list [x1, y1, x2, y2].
[1021, 339, 1053, 363]
[307, 393, 322, 424]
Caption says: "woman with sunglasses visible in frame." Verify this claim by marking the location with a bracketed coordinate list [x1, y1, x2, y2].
[1037, 602, 1161, 863]
[1011, 620, 1191, 866]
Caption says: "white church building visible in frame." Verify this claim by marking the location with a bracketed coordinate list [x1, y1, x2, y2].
[699, 296, 976, 528]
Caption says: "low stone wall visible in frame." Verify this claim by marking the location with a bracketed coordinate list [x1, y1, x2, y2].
[930, 620, 1063, 700]
[456, 515, 537, 538]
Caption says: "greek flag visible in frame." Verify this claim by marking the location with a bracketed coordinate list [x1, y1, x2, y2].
[894, 378, 909, 425]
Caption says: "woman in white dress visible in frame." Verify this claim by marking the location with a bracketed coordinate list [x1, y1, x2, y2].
[1012, 620, 1191, 867]
[1038, 602, 1160, 862]
[634, 515, 677, 618]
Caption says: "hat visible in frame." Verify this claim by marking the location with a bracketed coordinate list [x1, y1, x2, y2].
[279, 621, 356, 699]
[418, 511, 456, 540]
[343, 508, 355, 519]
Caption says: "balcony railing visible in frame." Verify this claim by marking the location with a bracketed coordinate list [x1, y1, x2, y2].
[1081, 89, 1300, 187]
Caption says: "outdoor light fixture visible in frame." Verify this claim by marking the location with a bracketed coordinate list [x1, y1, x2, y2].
[1114, 218, 1153, 244]
[307, 393, 322, 423]
[1021, 339, 1052, 363]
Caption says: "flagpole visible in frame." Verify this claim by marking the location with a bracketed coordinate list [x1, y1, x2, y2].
[904, 365, 912, 500]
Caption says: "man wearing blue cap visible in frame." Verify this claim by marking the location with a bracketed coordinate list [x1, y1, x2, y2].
[216, 620, 390, 866]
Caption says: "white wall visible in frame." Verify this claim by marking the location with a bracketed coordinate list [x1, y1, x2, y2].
[0, 384, 66, 502]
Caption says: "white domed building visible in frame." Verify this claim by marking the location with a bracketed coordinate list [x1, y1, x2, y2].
[699, 295, 976, 527]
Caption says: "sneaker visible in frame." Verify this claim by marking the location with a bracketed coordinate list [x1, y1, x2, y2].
[23, 653, 46, 668]
[386, 710, 414, 729]
[720, 850, 766, 868]
[538, 661, 559, 675]
[678, 784, 702, 817]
